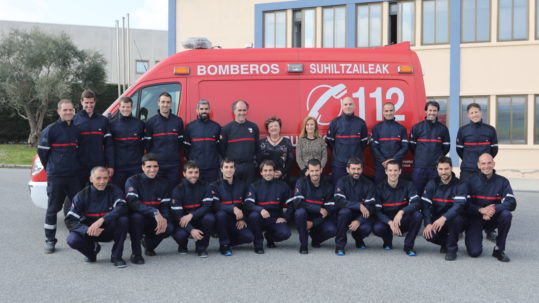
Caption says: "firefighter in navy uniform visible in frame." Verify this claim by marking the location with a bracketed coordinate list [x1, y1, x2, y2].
[125, 153, 173, 264]
[373, 160, 422, 256]
[183, 99, 221, 183]
[170, 161, 216, 258]
[333, 157, 376, 256]
[371, 102, 409, 184]
[409, 101, 450, 195]
[288, 159, 337, 254]
[65, 167, 129, 268]
[37, 99, 81, 253]
[326, 96, 369, 185]
[465, 153, 516, 262]
[212, 158, 254, 256]
[220, 100, 260, 184]
[144, 92, 184, 187]
[421, 157, 467, 261]
[73, 89, 114, 187]
[110, 96, 145, 189]
[245, 160, 292, 254]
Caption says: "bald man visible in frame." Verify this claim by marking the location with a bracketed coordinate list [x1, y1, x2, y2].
[465, 153, 516, 262]
[326, 97, 368, 185]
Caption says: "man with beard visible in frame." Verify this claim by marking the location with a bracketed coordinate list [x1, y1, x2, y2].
[184, 99, 221, 183]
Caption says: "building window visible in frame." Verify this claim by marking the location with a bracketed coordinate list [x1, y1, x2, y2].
[462, 0, 490, 42]
[427, 97, 449, 125]
[497, 96, 527, 144]
[422, 0, 449, 45]
[136, 60, 149, 74]
[498, 0, 528, 41]
[460, 96, 489, 126]
[535, 96, 539, 143]
[293, 9, 316, 48]
[323, 6, 346, 48]
[264, 11, 286, 48]
[357, 3, 382, 47]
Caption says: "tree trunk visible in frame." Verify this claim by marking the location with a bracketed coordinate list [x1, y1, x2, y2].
[25, 103, 38, 146]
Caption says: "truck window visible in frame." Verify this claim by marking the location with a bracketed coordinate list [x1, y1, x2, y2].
[136, 83, 181, 121]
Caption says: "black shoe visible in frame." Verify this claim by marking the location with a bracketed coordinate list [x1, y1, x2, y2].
[266, 242, 276, 248]
[85, 243, 101, 263]
[440, 246, 447, 254]
[492, 250, 510, 262]
[311, 242, 321, 248]
[44, 239, 57, 254]
[178, 246, 188, 255]
[404, 247, 417, 256]
[299, 246, 308, 254]
[335, 248, 345, 256]
[445, 252, 457, 261]
[355, 240, 367, 249]
[111, 258, 127, 268]
[254, 248, 265, 254]
[486, 231, 498, 243]
[198, 251, 209, 258]
[219, 245, 232, 256]
[130, 254, 145, 265]
[141, 238, 156, 256]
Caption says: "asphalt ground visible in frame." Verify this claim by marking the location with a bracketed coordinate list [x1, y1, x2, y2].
[1, 168, 538, 302]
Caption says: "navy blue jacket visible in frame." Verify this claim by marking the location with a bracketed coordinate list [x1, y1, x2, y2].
[125, 173, 172, 219]
[73, 110, 114, 168]
[466, 171, 516, 217]
[288, 177, 335, 227]
[65, 184, 127, 236]
[409, 118, 450, 169]
[211, 178, 248, 215]
[245, 178, 290, 218]
[37, 119, 79, 177]
[371, 119, 409, 166]
[326, 114, 369, 166]
[456, 120, 498, 172]
[220, 120, 260, 163]
[421, 174, 467, 225]
[170, 179, 213, 232]
[334, 175, 376, 223]
[144, 111, 184, 166]
[375, 179, 421, 224]
[110, 115, 145, 170]
[183, 117, 221, 170]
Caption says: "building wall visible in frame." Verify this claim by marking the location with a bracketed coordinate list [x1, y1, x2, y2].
[0, 20, 167, 84]
[172, 0, 539, 177]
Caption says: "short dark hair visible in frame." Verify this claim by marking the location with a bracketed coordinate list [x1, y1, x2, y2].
[265, 116, 282, 130]
[158, 92, 172, 100]
[184, 160, 199, 172]
[119, 96, 133, 105]
[436, 156, 453, 167]
[259, 160, 276, 171]
[220, 158, 235, 169]
[307, 158, 321, 168]
[385, 159, 401, 169]
[197, 99, 210, 109]
[141, 153, 158, 165]
[467, 102, 481, 112]
[347, 157, 363, 168]
[425, 101, 440, 111]
[232, 99, 249, 111]
[383, 102, 394, 108]
[80, 89, 96, 100]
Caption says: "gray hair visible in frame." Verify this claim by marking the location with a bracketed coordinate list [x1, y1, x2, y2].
[232, 99, 249, 111]
[57, 99, 73, 109]
[90, 166, 109, 176]
[197, 99, 210, 109]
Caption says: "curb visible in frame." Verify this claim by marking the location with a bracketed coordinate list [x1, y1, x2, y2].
[0, 164, 31, 168]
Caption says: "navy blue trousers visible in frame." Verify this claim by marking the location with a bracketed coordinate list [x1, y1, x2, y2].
[412, 167, 438, 196]
[158, 164, 181, 187]
[45, 176, 81, 241]
[247, 211, 291, 249]
[234, 162, 256, 185]
[373, 211, 422, 249]
[425, 215, 465, 253]
[129, 213, 173, 256]
[335, 208, 374, 249]
[465, 210, 512, 257]
[172, 213, 215, 252]
[294, 208, 337, 247]
[459, 169, 478, 182]
[215, 210, 254, 247]
[112, 167, 141, 191]
[331, 163, 347, 186]
[199, 168, 220, 183]
[374, 166, 387, 184]
[66, 216, 129, 259]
